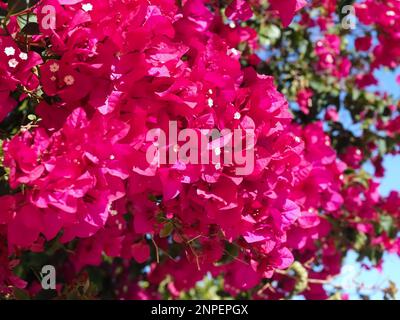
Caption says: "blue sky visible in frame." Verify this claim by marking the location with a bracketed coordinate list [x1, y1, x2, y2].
[257, 26, 400, 299]
[332, 68, 400, 300]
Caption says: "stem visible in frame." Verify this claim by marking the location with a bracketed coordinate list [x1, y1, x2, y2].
[151, 235, 160, 264]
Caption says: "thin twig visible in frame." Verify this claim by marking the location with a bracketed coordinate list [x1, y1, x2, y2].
[151, 235, 160, 264]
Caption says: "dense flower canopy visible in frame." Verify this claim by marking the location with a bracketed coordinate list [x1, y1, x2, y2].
[0, 0, 399, 300]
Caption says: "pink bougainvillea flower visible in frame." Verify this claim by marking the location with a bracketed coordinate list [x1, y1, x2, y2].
[0, 0, 398, 301]
[269, 0, 308, 27]
[225, 0, 253, 22]
[325, 106, 339, 122]
[0, 91, 15, 122]
[355, 35, 372, 51]
[296, 88, 313, 114]
[340, 146, 363, 169]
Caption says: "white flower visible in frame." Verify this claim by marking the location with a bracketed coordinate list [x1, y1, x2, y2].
[4, 47, 15, 56]
[49, 62, 60, 73]
[8, 58, 18, 68]
[214, 147, 221, 156]
[64, 75, 75, 86]
[228, 48, 240, 56]
[19, 52, 28, 60]
[234, 112, 241, 120]
[325, 54, 334, 64]
[82, 3, 93, 12]
[207, 97, 214, 107]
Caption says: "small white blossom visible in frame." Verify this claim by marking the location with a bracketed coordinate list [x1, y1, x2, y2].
[64, 75, 75, 86]
[182, 176, 191, 183]
[82, 3, 93, 12]
[50, 63, 60, 73]
[228, 48, 240, 56]
[4, 47, 15, 56]
[325, 54, 334, 64]
[19, 52, 28, 60]
[8, 58, 18, 68]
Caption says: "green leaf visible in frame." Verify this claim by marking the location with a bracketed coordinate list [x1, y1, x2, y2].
[354, 232, 367, 251]
[291, 261, 309, 295]
[13, 288, 31, 300]
[264, 24, 281, 40]
[0, 8, 8, 17]
[21, 22, 40, 35]
[27, 114, 37, 121]
[377, 139, 387, 156]
[159, 222, 173, 238]
[216, 242, 239, 265]
[7, 0, 40, 16]
[17, 13, 37, 27]
[380, 215, 394, 234]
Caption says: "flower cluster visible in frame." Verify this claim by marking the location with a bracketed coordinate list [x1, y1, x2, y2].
[0, 0, 399, 300]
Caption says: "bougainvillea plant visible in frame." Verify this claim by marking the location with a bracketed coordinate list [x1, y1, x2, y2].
[0, 0, 399, 300]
